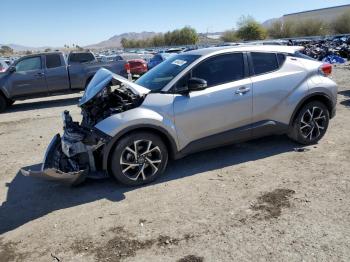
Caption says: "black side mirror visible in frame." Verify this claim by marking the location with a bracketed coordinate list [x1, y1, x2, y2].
[188, 77, 207, 91]
[8, 66, 16, 73]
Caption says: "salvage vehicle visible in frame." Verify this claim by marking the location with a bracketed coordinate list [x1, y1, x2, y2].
[22, 45, 337, 186]
[0, 51, 129, 112]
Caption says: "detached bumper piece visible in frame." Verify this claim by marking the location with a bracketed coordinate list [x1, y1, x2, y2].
[20, 168, 87, 185]
[20, 134, 89, 185]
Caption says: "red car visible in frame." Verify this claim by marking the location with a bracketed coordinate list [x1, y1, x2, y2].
[127, 59, 148, 76]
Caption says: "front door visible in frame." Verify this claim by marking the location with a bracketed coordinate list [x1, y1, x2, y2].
[10, 56, 47, 97]
[173, 53, 253, 150]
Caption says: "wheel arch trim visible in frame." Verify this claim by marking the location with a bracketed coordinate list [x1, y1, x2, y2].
[289, 92, 334, 127]
[101, 124, 178, 171]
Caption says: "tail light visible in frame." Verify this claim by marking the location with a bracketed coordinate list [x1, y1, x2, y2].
[124, 62, 131, 73]
[319, 63, 332, 77]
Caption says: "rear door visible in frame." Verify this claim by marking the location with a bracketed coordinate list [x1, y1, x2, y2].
[9, 55, 47, 97]
[44, 54, 70, 92]
[249, 52, 308, 132]
[173, 52, 253, 149]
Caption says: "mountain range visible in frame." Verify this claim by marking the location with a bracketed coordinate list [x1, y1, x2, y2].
[2, 31, 226, 51]
[85, 32, 159, 49]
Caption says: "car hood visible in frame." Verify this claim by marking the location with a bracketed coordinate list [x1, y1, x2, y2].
[79, 68, 151, 106]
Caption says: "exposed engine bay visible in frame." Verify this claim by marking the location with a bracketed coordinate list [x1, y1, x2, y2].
[21, 68, 149, 185]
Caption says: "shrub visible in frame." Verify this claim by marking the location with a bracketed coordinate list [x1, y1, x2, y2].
[293, 19, 326, 37]
[236, 15, 267, 41]
[268, 20, 296, 39]
[221, 30, 239, 42]
[330, 10, 350, 34]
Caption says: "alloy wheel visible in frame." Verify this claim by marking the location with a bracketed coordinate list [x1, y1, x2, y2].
[119, 140, 162, 181]
[300, 106, 326, 141]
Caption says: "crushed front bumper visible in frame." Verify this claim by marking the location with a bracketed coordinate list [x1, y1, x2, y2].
[20, 134, 88, 185]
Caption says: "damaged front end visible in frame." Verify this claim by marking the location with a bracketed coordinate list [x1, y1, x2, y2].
[21, 68, 150, 185]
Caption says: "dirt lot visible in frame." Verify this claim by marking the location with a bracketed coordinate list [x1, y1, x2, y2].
[0, 65, 350, 262]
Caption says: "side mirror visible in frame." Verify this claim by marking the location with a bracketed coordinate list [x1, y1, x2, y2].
[188, 77, 207, 91]
[8, 66, 16, 73]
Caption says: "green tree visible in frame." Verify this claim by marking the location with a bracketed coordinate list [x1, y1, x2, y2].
[44, 48, 52, 52]
[331, 10, 350, 34]
[236, 15, 267, 41]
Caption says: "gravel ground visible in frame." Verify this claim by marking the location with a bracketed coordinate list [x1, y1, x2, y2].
[0, 65, 349, 262]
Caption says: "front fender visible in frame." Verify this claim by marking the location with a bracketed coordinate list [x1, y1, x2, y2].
[94, 107, 179, 169]
[0, 74, 11, 98]
[94, 107, 177, 139]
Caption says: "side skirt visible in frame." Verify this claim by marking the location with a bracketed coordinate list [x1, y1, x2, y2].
[174, 120, 288, 159]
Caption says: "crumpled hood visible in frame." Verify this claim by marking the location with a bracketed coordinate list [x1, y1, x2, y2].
[79, 68, 150, 106]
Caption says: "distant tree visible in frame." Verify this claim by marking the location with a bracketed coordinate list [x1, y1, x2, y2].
[330, 10, 350, 34]
[75, 45, 84, 51]
[221, 30, 239, 42]
[293, 19, 326, 37]
[121, 27, 198, 49]
[0, 45, 14, 55]
[44, 48, 52, 52]
[236, 15, 267, 41]
[25, 50, 32, 55]
[268, 20, 296, 38]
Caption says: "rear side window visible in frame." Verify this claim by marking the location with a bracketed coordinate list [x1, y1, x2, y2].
[277, 53, 286, 66]
[292, 51, 317, 61]
[15, 57, 41, 72]
[251, 52, 279, 75]
[192, 53, 245, 87]
[46, 54, 62, 68]
[69, 53, 95, 63]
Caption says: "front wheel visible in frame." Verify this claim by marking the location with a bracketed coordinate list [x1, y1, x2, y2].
[110, 132, 168, 186]
[288, 101, 330, 145]
[0, 95, 8, 113]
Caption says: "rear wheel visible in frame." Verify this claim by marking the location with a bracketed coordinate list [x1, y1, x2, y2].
[0, 95, 8, 113]
[110, 132, 168, 186]
[288, 101, 329, 145]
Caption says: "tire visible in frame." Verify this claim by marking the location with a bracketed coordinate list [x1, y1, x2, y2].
[7, 99, 15, 106]
[0, 95, 8, 113]
[288, 101, 330, 145]
[110, 132, 168, 186]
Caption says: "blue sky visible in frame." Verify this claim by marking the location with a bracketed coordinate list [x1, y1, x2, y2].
[1, 0, 349, 47]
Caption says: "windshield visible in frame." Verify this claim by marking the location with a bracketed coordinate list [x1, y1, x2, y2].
[135, 54, 200, 91]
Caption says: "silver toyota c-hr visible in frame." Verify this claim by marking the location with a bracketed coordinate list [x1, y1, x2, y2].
[22, 45, 338, 186]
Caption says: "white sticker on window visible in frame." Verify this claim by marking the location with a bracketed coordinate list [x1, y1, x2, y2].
[172, 59, 187, 66]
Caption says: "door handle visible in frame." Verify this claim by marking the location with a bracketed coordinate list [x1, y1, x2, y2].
[35, 72, 45, 77]
[235, 86, 250, 95]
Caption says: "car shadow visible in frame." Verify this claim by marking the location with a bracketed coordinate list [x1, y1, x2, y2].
[0, 135, 299, 234]
[5, 96, 81, 113]
[338, 90, 350, 108]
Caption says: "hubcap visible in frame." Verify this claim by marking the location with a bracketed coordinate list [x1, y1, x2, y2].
[300, 106, 326, 140]
[120, 140, 162, 181]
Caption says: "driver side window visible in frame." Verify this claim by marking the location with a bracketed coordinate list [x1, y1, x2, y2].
[15, 57, 42, 72]
[192, 53, 245, 87]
